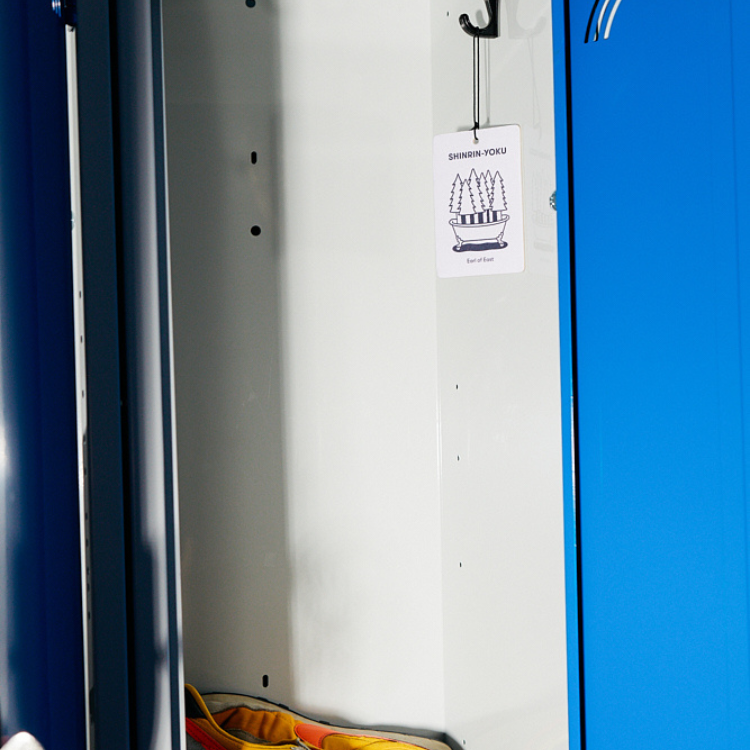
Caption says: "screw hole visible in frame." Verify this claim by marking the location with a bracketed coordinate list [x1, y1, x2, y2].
[246, 0, 256, 7]
[251, 225, 262, 236]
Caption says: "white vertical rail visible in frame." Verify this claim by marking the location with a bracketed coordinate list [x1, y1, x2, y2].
[64, 24, 93, 750]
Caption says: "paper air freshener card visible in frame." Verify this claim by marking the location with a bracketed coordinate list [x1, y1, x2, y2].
[433, 126, 524, 278]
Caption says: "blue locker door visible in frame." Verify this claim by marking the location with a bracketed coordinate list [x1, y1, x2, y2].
[0, 3, 86, 748]
[557, 0, 750, 747]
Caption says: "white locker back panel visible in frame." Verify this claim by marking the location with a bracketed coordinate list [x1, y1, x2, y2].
[163, 1, 567, 747]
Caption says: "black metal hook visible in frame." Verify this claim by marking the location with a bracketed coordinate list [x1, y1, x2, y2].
[459, 0, 500, 38]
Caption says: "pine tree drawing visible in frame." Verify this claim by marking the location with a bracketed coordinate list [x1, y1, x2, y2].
[469, 169, 487, 221]
[484, 171, 496, 211]
[449, 174, 463, 217]
[458, 178, 476, 224]
[447, 169, 511, 252]
[490, 171, 508, 222]
[479, 171, 493, 223]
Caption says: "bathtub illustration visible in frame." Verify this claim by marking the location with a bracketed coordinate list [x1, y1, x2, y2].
[448, 169, 510, 252]
[450, 214, 509, 251]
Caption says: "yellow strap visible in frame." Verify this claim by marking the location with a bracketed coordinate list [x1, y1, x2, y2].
[213, 706, 297, 744]
[185, 685, 299, 750]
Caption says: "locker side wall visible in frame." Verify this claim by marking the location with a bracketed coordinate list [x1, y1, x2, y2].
[164, 0, 446, 728]
[432, 2, 568, 749]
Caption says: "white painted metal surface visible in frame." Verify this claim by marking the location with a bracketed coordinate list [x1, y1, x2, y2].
[276, 0, 445, 727]
[432, 3, 567, 748]
[164, 0, 566, 746]
[163, 0, 444, 728]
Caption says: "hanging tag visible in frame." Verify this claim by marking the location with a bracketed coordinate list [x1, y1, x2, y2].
[433, 126, 524, 278]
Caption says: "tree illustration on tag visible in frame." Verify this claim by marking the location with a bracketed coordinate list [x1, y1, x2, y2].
[434, 126, 524, 277]
[449, 168, 509, 251]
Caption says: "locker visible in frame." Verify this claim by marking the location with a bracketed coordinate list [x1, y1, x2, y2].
[0, 5, 86, 750]
[553, 0, 750, 747]
[8, 0, 750, 746]
[163, 2, 567, 749]
[1, 1, 567, 748]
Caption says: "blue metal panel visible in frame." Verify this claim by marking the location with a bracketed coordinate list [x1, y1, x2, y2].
[555, 0, 750, 747]
[551, 2, 583, 748]
[0, 3, 85, 748]
[75, 2, 134, 746]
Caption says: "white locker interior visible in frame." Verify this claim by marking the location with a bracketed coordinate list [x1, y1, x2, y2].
[162, 1, 568, 748]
